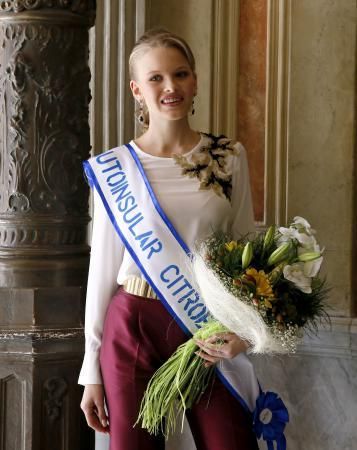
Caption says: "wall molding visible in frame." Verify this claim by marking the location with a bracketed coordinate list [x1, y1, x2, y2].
[210, 0, 240, 140]
[89, 0, 146, 156]
[297, 316, 357, 359]
[264, 0, 292, 227]
[0, 374, 26, 450]
[88, 0, 146, 236]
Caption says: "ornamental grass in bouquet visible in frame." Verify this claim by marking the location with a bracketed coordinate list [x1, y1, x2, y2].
[136, 216, 329, 437]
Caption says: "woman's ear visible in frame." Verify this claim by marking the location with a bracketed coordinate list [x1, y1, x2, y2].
[130, 79, 141, 101]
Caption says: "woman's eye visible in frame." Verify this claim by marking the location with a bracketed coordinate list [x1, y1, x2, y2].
[176, 71, 189, 78]
[149, 74, 161, 81]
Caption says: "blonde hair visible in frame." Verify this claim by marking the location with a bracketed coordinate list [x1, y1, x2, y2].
[129, 28, 196, 81]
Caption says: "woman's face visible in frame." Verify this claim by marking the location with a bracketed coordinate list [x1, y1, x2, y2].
[130, 46, 197, 124]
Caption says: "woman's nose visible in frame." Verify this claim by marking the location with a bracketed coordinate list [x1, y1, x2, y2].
[163, 78, 176, 92]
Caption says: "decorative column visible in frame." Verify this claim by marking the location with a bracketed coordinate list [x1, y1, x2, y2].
[0, 2, 95, 450]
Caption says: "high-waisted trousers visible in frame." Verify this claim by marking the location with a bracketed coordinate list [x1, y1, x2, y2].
[100, 288, 259, 450]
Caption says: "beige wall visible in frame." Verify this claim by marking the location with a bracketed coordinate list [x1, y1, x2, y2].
[288, 0, 356, 317]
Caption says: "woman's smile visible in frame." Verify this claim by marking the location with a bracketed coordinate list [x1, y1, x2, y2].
[161, 95, 184, 106]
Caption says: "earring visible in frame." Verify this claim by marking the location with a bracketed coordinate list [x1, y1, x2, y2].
[191, 99, 195, 115]
[138, 99, 145, 123]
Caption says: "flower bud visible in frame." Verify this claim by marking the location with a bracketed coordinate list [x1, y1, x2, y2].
[268, 262, 285, 285]
[263, 225, 275, 251]
[267, 242, 291, 266]
[298, 252, 321, 262]
[242, 242, 253, 269]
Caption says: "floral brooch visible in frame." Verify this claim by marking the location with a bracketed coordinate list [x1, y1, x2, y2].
[173, 133, 238, 201]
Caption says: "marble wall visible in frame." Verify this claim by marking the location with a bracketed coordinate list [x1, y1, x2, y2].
[253, 352, 357, 450]
[237, 0, 267, 222]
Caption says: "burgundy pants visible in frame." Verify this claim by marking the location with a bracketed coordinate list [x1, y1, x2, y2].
[100, 288, 259, 450]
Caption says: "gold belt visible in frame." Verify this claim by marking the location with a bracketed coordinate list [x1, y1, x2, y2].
[122, 276, 159, 300]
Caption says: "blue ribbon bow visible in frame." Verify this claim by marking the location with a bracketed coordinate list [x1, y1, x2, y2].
[253, 391, 289, 450]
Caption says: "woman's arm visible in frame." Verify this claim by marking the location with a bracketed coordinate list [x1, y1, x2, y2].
[79, 188, 124, 432]
[78, 188, 124, 385]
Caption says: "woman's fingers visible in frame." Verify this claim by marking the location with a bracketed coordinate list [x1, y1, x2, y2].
[203, 332, 232, 344]
[194, 332, 248, 361]
[96, 403, 110, 430]
[195, 339, 227, 357]
[81, 385, 109, 434]
[85, 410, 105, 432]
[82, 405, 109, 433]
[195, 350, 220, 364]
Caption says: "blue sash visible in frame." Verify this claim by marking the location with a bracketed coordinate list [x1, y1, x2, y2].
[83, 143, 289, 449]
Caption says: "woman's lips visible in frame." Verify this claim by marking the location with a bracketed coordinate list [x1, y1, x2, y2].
[161, 96, 184, 105]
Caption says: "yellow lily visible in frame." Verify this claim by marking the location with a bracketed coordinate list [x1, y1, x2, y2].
[225, 241, 238, 252]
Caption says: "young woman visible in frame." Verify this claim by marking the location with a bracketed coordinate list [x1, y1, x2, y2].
[79, 28, 259, 450]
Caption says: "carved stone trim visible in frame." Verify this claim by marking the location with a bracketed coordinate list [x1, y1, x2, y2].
[43, 376, 68, 422]
[0, 223, 87, 247]
[0, 247, 89, 258]
[0, 328, 84, 340]
[0, 19, 91, 258]
[0, 374, 26, 450]
[0, 225, 85, 250]
[0, 0, 96, 16]
[0, 1, 94, 448]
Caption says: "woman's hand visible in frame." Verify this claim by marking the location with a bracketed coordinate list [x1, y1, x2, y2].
[80, 384, 109, 433]
[194, 332, 249, 368]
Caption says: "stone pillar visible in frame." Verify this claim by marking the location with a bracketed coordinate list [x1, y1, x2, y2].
[0, 2, 95, 450]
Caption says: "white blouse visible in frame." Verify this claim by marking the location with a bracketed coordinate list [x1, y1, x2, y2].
[78, 133, 255, 385]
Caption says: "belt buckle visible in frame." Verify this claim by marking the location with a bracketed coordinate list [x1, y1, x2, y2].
[123, 277, 158, 300]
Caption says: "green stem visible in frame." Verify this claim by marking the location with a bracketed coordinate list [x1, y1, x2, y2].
[136, 319, 228, 437]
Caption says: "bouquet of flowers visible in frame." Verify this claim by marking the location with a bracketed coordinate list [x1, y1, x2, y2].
[136, 216, 328, 437]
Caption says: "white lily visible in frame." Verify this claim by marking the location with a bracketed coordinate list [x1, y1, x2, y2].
[303, 256, 323, 278]
[277, 226, 300, 243]
[283, 262, 312, 293]
[292, 216, 316, 235]
[278, 227, 316, 248]
[297, 236, 324, 254]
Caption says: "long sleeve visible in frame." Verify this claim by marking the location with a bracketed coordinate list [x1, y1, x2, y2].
[230, 143, 256, 238]
[78, 188, 124, 385]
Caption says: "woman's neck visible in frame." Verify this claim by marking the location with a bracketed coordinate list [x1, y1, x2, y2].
[134, 119, 200, 157]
